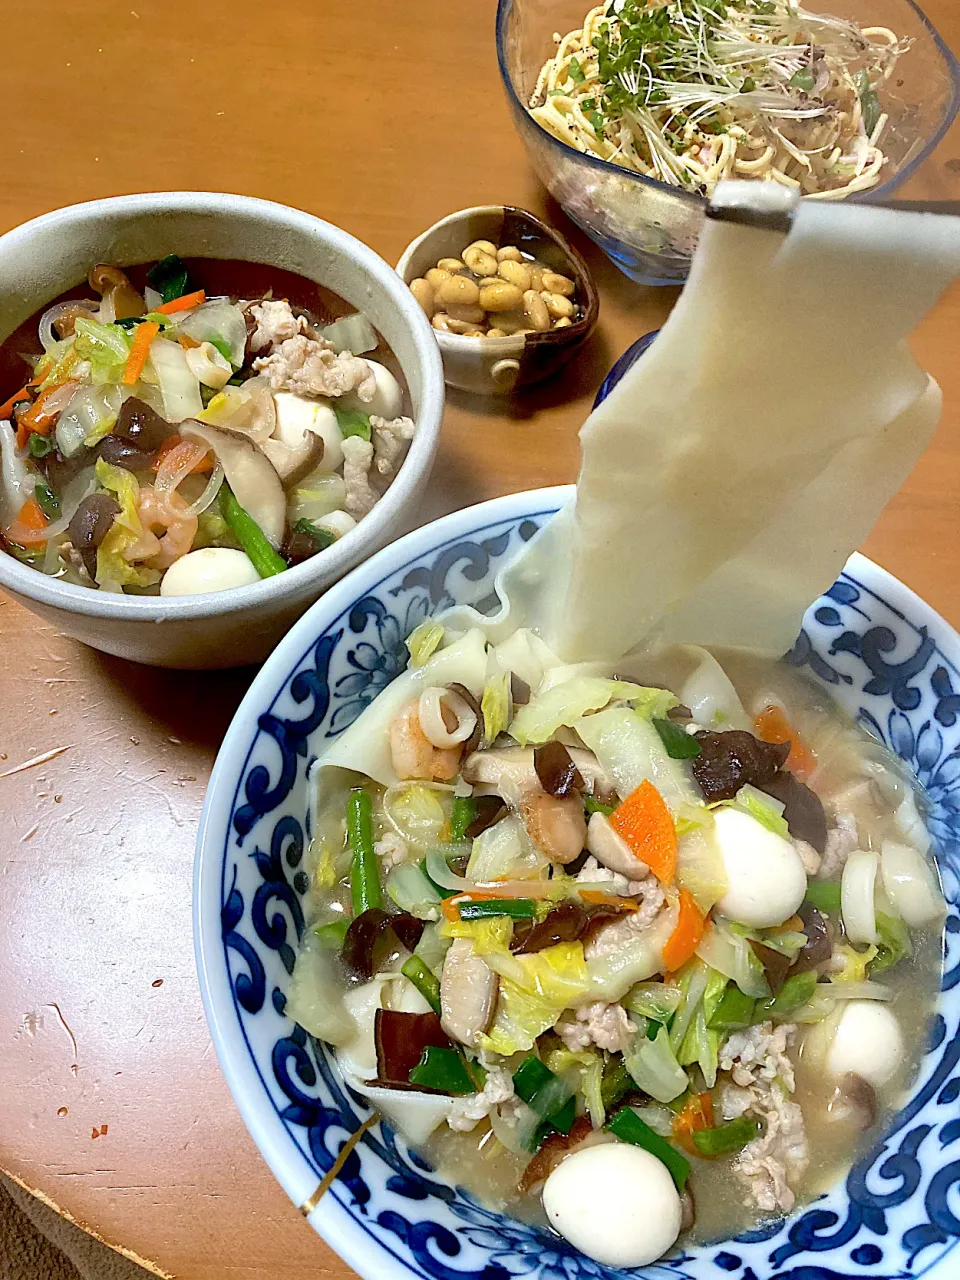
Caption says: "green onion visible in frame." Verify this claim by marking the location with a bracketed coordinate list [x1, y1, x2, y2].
[347, 788, 382, 915]
[449, 795, 476, 842]
[606, 1107, 690, 1190]
[27, 432, 54, 458]
[584, 796, 616, 817]
[401, 954, 442, 1015]
[314, 918, 351, 949]
[334, 406, 372, 441]
[653, 717, 701, 760]
[514, 1056, 575, 1124]
[219, 484, 287, 578]
[458, 898, 537, 921]
[34, 481, 61, 520]
[855, 68, 880, 136]
[532, 1096, 576, 1149]
[147, 253, 191, 304]
[708, 984, 756, 1031]
[804, 881, 842, 914]
[691, 1115, 761, 1157]
[789, 68, 815, 91]
[408, 1046, 477, 1095]
[293, 518, 336, 551]
[754, 969, 818, 1021]
[600, 1055, 634, 1110]
[209, 336, 233, 365]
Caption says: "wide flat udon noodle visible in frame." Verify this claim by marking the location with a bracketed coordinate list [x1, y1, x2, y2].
[446, 184, 960, 660]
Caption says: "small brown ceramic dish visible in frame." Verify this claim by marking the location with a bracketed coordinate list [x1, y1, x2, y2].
[396, 205, 598, 395]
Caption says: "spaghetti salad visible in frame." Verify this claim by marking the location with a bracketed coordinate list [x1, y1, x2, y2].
[529, 0, 909, 198]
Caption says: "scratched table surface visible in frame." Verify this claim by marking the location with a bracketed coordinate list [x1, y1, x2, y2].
[2, 2, 960, 1278]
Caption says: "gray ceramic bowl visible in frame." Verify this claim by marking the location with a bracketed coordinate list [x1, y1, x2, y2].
[0, 192, 444, 669]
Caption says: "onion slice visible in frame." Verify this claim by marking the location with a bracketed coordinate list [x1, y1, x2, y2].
[841, 849, 879, 945]
[178, 460, 224, 519]
[823, 980, 893, 1001]
[880, 840, 944, 929]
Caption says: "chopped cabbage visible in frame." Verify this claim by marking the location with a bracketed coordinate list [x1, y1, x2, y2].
[481, 671, 511, 745]
[676, 966, 727, 1087]
[320, 312, 378, 355]
[148, 336, 203, 421]
[676, 822, 728, 912]
[718, 784, 790, 838]
[178, 300, 248, 366]
[290, 473, 348, 524]
[583, 904, 677, 1002]
[383, 782, 448, 849]
[283, 931, 359, 1045]
[831, 943, 877, 983]
[196, 384, 252, 426]
[624, 1025, 688, 1103]
[696, 919, 770, 998]
[573, 706, 700, 813]
[95, 458, 141, 532]
[386, 862, 441, 920]
[510, 677, 678, 746]
[467, 813, 545, 882]
[668, 959, 711, 1052]
[439, 914, 514, 954]
[480, 942, 589, 1055]
[546, 1046, 605, 1128]
[406, 620, 444, 668]
[624, 981, 684, 1022]
[311, 837, 339, 889]
[73, 318, 131, 383]
[680, 646, 750, 730]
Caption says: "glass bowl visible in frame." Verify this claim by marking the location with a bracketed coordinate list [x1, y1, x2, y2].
[496, 0, 960, 285]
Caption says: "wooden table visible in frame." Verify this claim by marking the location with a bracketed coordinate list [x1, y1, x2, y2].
[2, 3, 960, 1277]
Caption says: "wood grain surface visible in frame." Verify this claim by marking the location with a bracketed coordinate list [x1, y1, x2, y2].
[1, 2, 959, 1277]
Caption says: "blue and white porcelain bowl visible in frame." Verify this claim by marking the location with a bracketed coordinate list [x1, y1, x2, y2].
[195, 483, 960, 1280]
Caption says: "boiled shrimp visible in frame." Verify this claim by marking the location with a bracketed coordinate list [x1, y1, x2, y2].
[389, 702, 461, 782]
[123, 485, 198, 571]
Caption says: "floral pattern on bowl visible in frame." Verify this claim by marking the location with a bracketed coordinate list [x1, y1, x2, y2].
[195, 486, 960, 1280]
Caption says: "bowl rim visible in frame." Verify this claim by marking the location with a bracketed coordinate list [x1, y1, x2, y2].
[494, 0, 960, 209]
[0, 190, 444, 622]
[194, 479, 960, 1280]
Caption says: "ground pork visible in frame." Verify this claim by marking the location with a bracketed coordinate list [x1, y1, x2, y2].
[575, 855, 647, 897]
[341, 435, 379, 518]
[736, 1083, 809, 1213]
[248, 299, 309, 353]
[558, 1001, 636, 1053]
[719, 1021, 809, 1214]
[582, 880, 667, 960]
[719, 1021, 796, 1093]
[253, 333, 376, 400]
[818, 811, 859, 879]
[446, 1065, 515, 1132]
[793, 838, 822, 876]
[371, 414, 416, 478]
[374, 832, 410, 869]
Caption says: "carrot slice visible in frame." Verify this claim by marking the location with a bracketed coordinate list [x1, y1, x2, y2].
[609, 779, 678, 885]
[662, 888, 705, 973]
[122, 320, 160, 387]
[672, 1090, 715, 1156]
[754, 704, 816, 780]
[578, 890, 638, 912]
[153, 289, 205, 316]
[15, 386, 64, 447]
[5, 496, 50, 545]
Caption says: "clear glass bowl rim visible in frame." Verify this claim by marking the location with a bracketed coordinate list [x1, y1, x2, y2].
[495, 0, 960, 207]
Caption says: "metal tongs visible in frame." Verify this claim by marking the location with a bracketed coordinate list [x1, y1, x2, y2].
[706, 187, 960, 234]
